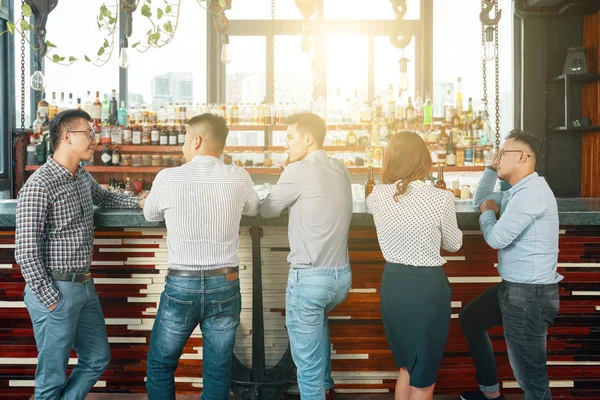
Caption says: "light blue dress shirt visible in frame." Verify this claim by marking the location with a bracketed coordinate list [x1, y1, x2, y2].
[474, 168, 563, 284]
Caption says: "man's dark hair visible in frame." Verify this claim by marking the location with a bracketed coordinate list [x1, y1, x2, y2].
[186, 113, 229, 149]
[50, 109, 92, 147]
[287, 112, 326, 147]
[506, 129, 541, 160]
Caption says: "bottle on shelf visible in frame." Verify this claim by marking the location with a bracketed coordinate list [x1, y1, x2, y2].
[68, 93, 75, 109]
[101, 93, 110, 123]
[83, 91, 93, 115]
[109, 90, 118, 126]
[38, 92, 49, 119]
[346, 130, 358, 146]
[101, 144, 112, 166]
[455, 77, 463, 116]
[178, 125, 186, 146]
[444, 89, 453, 123]
[48, 92, 58, 120]
[118, 101, 128, 127]
[365, 166, 376, 199]
[132, 125, 142, 145]
[437, 126, 448, 167]
[112, 145, 120, 166]
[456, 143, 465, 166]
[122, 123, 132, 145]
[467, 97, 474, 122]
[446, 129, 456, 167]
[91, 91, 102, 121]
[423, 92, 433, 125]
[451, 180, 461, 198]
[58, 92, 66, 113]
[76, 98, 82, 110]
[414, 92, 424, 123]
[111, 126, 122, 145]
[405, 96, 415, 125]
[435, 166, 446, 190]
[151, 123, 160, 146]
[160, 125, 169, 146]
[386, 84, 396, 125]
[156, 106, 167, 126]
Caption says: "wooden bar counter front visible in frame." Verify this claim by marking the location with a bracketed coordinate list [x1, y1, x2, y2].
[0, 199, 599, 399]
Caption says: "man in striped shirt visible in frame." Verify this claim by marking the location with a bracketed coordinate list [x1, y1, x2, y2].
[15, 109, 143, 400]
[260, 112, 353, 400]
[143, 114, 260, 400]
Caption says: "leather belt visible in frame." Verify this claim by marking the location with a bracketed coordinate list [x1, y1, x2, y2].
[167, 266, 239, 278]
[49, 271, 92, 283]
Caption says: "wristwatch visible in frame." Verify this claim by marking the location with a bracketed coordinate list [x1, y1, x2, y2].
[486, 165, 497, 172]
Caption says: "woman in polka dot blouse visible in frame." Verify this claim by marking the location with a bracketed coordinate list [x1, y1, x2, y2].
[366, 131, 463, 400]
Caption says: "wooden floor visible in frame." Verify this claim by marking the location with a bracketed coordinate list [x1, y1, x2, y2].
[29, 394, 525, 400]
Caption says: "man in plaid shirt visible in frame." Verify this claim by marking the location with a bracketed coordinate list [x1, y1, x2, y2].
[15, 109, 144, 400]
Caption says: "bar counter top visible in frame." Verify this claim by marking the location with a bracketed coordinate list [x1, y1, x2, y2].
[0, 198, 599, 228]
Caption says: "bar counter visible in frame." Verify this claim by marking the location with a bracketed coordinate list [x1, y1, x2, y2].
[1, 199, 599, 399]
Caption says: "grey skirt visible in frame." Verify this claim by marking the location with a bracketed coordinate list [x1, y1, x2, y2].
[380, 262, 451, 388]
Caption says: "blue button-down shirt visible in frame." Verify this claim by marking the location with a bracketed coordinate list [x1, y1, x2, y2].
[474, 168, 563, 284]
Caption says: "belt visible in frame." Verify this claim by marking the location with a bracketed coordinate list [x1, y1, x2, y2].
[49, 271, 92, 283]
[167, 266, 239, 278]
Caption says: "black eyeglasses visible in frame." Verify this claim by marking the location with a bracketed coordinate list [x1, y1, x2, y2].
[69, 129, 96, 141]
[498, 149, 530, 160]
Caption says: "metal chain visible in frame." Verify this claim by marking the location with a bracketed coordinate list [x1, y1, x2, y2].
[20, 0, 26, 134]
[494, 0, 500, 147]
[481, 1, 487, 120]
[270, 0, 275, 105]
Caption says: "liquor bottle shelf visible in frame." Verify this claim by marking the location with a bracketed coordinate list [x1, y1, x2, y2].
[25, 165, 485, 174]
[94, 145, 267, 153]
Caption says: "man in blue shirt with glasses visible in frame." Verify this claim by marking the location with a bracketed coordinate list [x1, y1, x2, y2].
[459, 130, 561, 400]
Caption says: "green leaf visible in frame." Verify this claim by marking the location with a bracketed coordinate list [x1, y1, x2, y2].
[7, 22, 14, 34]
[100, 4, 108, 14]
[84, 55, 91, 62]
[163, 21, 173, 33]
[52, 54, 61, 63]
[108, 17, 117, 25]
[69, 56, 76, 62]
[97, 46, 105, 56]
[165, 5, 172, 13]
[146, 0, 151, 3]
[22, 3, 32, 17]
[157, 8, 163, 19]
[103, 39, 109, 48]
[151, 31, 161, 42]
[218, 0, 226, 8]
[19, 20, 32, 31]
[102, 9, 112, 17]
[131, 42, 140, 48]
[141, 4, 152, 17]
[45, 40, 56, 49]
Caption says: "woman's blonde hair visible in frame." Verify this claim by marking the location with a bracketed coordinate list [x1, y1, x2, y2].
[382, 131, 432, 202]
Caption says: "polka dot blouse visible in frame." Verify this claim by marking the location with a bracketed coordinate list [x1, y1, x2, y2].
[366, 180, 463, 267]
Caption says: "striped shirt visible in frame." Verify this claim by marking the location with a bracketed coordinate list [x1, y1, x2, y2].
[260, 150, 353, 269]
[15, 156, 140, 307]
[143, 155, 260, 270]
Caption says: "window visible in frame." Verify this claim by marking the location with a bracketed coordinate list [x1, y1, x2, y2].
[128, 2, 207, 109]
[374, 36, 416, 101]
[326, 35, 368, 100]
[274, 35, 314, 109]
[433, 0, 513, 136]
[225, 36, 266, 104]
[43, 0, 119, 109]
[227, 0, 302, 20]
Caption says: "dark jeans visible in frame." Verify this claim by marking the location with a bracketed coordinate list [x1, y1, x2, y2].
[459, 281, 559, 400]
[146, 273, 241, 400]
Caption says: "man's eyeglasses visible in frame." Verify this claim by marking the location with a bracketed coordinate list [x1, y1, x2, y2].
[498, 149, 531, 160]
[69, 129, 96, 141]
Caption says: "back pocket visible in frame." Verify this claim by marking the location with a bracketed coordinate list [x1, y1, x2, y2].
[211, 293, 241, 331]
[159, 292, 193, 331]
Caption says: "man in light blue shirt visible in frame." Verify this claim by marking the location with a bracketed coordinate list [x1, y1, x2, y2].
[459, 130, 561, 400]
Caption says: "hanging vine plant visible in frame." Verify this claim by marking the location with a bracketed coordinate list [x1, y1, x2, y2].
[0, 0, 230, 66]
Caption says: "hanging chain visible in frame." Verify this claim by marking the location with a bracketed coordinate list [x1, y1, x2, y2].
[270, 0, 275, 105]
[494, 0, 501, 147]
[481, 1, 487, 115]
[20, 0, 26, 135]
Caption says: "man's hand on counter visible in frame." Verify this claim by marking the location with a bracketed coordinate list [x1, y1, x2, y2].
[138, 198, 146, 209]
[480, 200, 500, 214]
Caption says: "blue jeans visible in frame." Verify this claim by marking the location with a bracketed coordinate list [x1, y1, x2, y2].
[286, 265, 352, 400]
[146, 273, 242, 400]
[24, 279, 110, 400]
[459, 281, 560, 400]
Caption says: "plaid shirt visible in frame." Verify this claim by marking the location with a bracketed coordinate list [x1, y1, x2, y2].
[15, 156, 140, 307]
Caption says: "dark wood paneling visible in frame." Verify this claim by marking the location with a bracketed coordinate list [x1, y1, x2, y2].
[582, 11, 600, 197]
